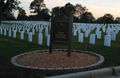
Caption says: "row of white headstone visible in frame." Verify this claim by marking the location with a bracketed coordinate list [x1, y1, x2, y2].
[0, 22, 51, 46]
[73, 23, 120, 46]
[1, 21, 120, 47]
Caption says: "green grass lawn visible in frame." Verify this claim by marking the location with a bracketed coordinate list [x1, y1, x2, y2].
[0, 23, 120, 78]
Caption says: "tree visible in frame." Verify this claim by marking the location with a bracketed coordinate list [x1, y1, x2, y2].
[0, 0, 10, 23]
[103, 14, 114, 24]
[52, 2, 75, 18]
[30, 0, 45, 20]
[95, 14, 114, 24]
[17, 7, 28, 20]
[0, 0, 20, 23]
[96, 17, 104, 23]
[75, 4, 88, 18]
[39, 8, 50, 21]
[64, 3, 75, 17]
[52, 3, 89, 23]
[28, 8, 50, 21]
[52, 6, 61, 17]
[79, 12, 95, 23]
[115, 17, 120, 23]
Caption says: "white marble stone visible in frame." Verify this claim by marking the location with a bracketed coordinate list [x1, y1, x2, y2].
[27, 29, 30, 34]
[38, 33, 43, 45]
[97, 31, 101, 39]
[90, 34, 95, 44]
[28, 32, 32, 42]
[45, 30, 48, 37]
[78, 33, 83, 43]
[13, 30, 16, 38]
[20, 31, 24, 40]
[85, 30, 89, 37]
[111, 32, 116, 41]
[47, 35, 50, 46]
[104, 35, 111, 46]
[32, 28, 35, 35]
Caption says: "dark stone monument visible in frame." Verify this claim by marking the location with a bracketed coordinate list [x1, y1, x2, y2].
[49, 14, 73, 57]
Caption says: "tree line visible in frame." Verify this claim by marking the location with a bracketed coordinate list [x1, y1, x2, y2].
[0, 0, 120, 23]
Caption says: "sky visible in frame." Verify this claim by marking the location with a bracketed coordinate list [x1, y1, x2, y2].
[15, 0, 120, 19]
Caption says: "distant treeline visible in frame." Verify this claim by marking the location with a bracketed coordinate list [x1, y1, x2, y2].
[0, 0, 120, 24]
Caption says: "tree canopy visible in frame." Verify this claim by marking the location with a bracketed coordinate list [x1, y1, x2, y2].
[17, 7, 28, 20]
[96, 14, 114, 24]
[79, 12, 95, 23]
[29, 0, 46, 20]
[115, 17, 120, 23]
[52, 3, 76, 18]
[74, 4, 88, 18]
[52, 2, 91, 22]
[0, 1, 119, 24]
[0, 0, 20, 22]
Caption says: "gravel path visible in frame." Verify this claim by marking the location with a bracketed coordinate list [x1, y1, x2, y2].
[16, 51, 99, 68]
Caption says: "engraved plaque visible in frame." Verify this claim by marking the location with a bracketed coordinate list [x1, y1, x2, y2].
[53, 21, 69, 44]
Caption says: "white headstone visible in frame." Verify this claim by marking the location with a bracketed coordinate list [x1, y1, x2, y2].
[36, 26, 38, 32]
[97, 31, 101, 39]
[85, 30, 89, 37]
[102, 27, 106, 32]
[12, 27, 15, 31]
[47, 35, 50, 46]
[111, 32, 116, 41]
[78, 27, 81, 34]
[38, 33, 43, 45]
[13, 30, 16, 38]
[78, 33, 83, 43]
[104, 35, 111, 46]
[73, 30, 77, 36]
[32, 28, 35, 35]
[28, 32, 32, 42]
[20, 31, 24, 40]
[90, 34, 95, 44]
[106, 29, 111, 35]
[45, 30, 48, 37]
[27, 29, 30, 34]
[18, 28, 21, 33]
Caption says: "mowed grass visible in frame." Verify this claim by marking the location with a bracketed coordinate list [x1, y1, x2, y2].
[0, 23, 120, 78]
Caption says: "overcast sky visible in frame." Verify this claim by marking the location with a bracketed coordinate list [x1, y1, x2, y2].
[15, 0, 120, 18]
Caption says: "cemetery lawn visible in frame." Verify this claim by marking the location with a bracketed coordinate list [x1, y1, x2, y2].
[0, 27, 120, 78]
